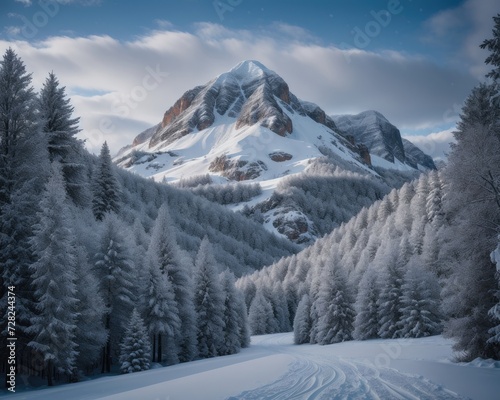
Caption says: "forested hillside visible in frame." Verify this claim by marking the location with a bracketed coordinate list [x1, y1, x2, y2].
[237, 22, 500, 358]
[0, 49, 294, 387]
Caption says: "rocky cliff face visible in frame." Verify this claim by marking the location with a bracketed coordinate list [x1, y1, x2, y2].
[149, 61, 292, 146]
[332, 110, 407, 164]
[402, 138, 436, 170]
[146, 61, 345, 149]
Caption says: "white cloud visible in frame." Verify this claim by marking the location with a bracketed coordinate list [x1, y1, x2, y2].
[422, 0, 499, 79]
[14, 0, 32, 6]
[0, 25, 478, 155]
[404, 129, 456, 161]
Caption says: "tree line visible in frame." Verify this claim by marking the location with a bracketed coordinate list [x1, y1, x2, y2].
[1, 48, 282, 388]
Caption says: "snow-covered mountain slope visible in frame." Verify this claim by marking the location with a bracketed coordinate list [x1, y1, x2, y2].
[115, 61, 433, 243]
[332, 110, 437, 171]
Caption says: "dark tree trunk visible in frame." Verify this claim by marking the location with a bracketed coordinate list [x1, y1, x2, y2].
[157, 334, 162, 363]
[47, 359, 53, 387]
[152, 334, 156, 363]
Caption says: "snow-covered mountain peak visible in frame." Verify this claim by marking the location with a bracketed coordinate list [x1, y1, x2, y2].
[114, 60, 438, 243]
[117, 60, 436, 185]
[227, 60, 275, 83]
[332, 111, 436, 170]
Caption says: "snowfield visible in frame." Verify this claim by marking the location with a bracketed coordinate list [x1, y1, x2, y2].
[6, 333, 500, 400]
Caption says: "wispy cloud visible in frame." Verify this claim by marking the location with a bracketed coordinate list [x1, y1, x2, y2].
[404, 129, 456, 161]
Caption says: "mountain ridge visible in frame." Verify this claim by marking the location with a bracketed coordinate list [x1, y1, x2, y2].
[115, 60, 433, 243]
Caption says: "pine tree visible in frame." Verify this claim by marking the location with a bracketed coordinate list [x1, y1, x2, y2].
[396, 259, 442, 338]
[377, 246, 405, 339]
[488, 237, 500, 354]
[27, 163, 79, 385]
[92, 141, 120, 220]
[441, 72, 500, 359]
[94, 214, 136, 372]
[248, 288, 277, 335]
[236, 290, 251, 349]
[39, 72, 88, 206]
[0, 49, 50, 368]
[219, 270, 244, 355]
[141, 254, 180, 365]
[148, 204, 197, 362]
[73, 245, 107, 373]
[119, 309, 151, 374]
[480, 13, 500, 82]
[293, 294, 312, 345]
[354, 266, 381, 340]
[272, 282, 291, 332]
[315, 262, 355, 345]
[193, 237, 225, 358]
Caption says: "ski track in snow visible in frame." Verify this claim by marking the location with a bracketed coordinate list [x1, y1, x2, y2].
[229, 333, 464, 400]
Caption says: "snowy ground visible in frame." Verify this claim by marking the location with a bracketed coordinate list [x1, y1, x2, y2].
[4, 333, 500, 400]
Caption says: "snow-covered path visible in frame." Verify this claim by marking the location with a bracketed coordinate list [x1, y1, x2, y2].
[4, 333, 500, 399]
[231, 334, 464, 400]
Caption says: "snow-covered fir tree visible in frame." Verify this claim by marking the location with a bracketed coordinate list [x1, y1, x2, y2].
[441, 76, 500, 360]
[148, 204, 197, 362]
[354, 265, 381, 340]
[377, 243, 405, 339]
[0, 49, 50, 357]
[28, 163, 79, 385]
[38, 72, 88, 206]
[248, 288, 278, 335]
[219, 270, 245, 355]
[73, 245, 107, 373]
[488, 237, 500, 352]
[193, 237, 225, 358]
[314, 261, 355, 345]
[92, 141, 120, 220]
[119, 309, 151, 374]
[94, 213, 136, 372]
[293, 294, 312, 345]
[396, 258, 442, 338]
[141, 253, 180, 365]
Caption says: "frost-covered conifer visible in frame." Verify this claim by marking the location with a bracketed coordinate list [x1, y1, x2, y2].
[248, 288, 278, 335]
[488, 237, 500, 348]
[73, 245, 107, 372]
[396, 259, 442, 338]
[377, 246, 404, 339]
[92, 141, 120, 220]
[94, 214, 136, 372]
[28, 163, 79, 385]
[0, 48, 49, 347]
[354, 266, 380, 340]
[219, 270, 244, 355]
[293, 294, 312, 344]
[39, 72, 88, 205]
[315, 262, 355, 345]
[193, 237, 225, 358]
[142, 254, 180, 365]
[148, 204, 197, 362]
[119, 309, 151, 374]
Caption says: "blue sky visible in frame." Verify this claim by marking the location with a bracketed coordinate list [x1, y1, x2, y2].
[0, 0, 498, 157]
